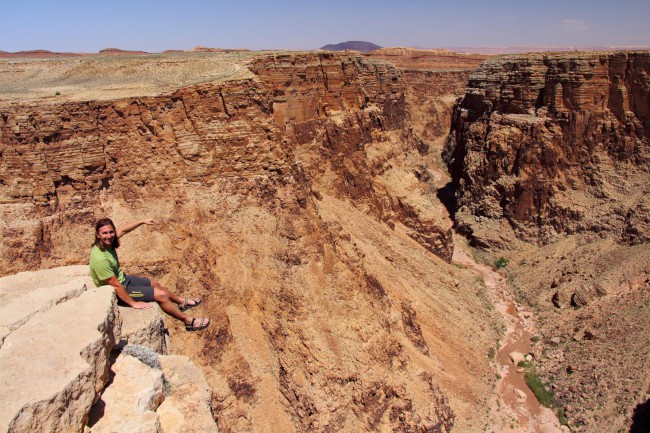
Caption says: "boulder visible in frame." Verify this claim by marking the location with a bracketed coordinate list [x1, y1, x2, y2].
[570, 284, 607, 308]
[157, 355, 218, 433]
[552, 289, 570, 309]
[508, 351, 526, 365]
[0, 268, 119, 433]
[87, 354, 165, 433]
[117, 304, 170, 354]
[514, 389, 527, 399]
[0, 265, 89, 346]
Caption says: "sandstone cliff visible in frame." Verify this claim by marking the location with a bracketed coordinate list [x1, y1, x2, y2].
[444, 51, 650, 432]
[445, 51, 650, 247]
[0, 52, 499, 432]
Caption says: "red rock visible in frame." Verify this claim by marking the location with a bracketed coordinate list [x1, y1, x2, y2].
[445, 51, 650, 246]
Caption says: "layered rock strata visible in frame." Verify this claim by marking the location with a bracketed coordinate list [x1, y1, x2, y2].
[0, 53, 452, 275]
[0, 52, 499, 432]
[444, 51, 650, 432]
[445, 51, 650, 246]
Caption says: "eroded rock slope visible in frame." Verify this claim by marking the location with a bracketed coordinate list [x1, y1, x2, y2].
[0, 52, 498, 432]
[444, 51, 650, 433]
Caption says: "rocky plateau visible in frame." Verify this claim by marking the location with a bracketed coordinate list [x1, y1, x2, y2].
[0, 48, 648, 433]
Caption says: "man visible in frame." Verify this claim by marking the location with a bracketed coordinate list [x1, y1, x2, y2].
[89, 217, 209, 331]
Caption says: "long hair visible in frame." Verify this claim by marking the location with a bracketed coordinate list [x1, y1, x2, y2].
[93, 218, 120, 250]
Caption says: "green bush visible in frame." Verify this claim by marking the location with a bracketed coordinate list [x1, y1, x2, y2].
[495, 257, 509, 269]
[520, 361, 555, 408]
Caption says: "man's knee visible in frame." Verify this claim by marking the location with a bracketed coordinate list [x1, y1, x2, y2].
[153, 287, 169, 302]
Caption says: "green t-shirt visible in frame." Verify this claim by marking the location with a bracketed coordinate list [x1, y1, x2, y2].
[89, 244, 125, 287]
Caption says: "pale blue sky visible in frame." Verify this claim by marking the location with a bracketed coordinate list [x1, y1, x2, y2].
[2, 0, 649, 52]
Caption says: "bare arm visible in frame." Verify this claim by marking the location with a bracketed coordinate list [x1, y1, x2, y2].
[116, 218, 155, 238]
[104, 275, 152, 310]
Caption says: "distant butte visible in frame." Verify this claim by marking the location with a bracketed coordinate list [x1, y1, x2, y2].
[99, 48, 149, 55]
[190, 46, 251, 53]
[320, 41, 382, 52]
[0, 49, 81, 58]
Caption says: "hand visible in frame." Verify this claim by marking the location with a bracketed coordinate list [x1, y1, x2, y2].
[142, 218, 155, 225]
[131, 301, 153, 310]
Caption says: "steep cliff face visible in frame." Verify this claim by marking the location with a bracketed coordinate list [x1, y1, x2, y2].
[445, 51, 650, 246]
[0, 52, 498, 433]
[0, 53, 453, 275]
[444, 51, 650, 432]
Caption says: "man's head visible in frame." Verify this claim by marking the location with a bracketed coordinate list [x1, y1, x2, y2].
[94, 218, 120, 250]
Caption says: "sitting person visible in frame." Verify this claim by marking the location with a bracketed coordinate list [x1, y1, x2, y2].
[89, 217, 209, 331]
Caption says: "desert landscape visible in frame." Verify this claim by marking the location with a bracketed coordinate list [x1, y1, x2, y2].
[0, 42, 648, 433]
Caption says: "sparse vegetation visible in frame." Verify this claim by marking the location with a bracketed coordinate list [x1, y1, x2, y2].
[557, 408, 568, 426]
[518, 361, 555, 408]
[55, 91, 61, 96]
[495, 256, 509, 269]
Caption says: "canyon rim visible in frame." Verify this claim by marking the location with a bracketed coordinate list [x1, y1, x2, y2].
[0, 47, 648, 433]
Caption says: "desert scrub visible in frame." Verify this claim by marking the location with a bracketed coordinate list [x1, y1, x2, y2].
[518, 361, 554, 407]
[495, 257, 509, 269]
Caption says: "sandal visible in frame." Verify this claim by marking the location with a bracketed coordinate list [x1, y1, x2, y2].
[185, 317, 210, 331]
[179, 298, 202, 311]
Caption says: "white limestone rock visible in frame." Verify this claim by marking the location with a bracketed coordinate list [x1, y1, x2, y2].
[87, 354, 165, 433]
[0, 276, 119, 433]
[508, 351, 526, 365]
[157, 355, 218, 433]
[0, 265, 90, 347]
[117, 304, 171, 354]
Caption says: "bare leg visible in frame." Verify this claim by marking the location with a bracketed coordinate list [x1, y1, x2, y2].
[151, 280, 186, 306]
[153, 287, 209, 329]
[153, 287, 190, 323]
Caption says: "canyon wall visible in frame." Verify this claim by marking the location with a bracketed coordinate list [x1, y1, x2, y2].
[444, 51, 650, 432]
[445, 51, 650, 247]
[0, 53, 453, 276]
[0, 52, 498, 432]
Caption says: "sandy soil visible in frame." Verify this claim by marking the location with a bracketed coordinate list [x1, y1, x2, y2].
[0, 51, 265, 103]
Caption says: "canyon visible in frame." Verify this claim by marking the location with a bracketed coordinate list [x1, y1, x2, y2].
[0, 48, 648, 433]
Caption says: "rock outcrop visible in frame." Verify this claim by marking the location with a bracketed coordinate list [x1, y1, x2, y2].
[88, 354, 166, 433]
[0, 265, 217, 433]
[445, 51, 650, 247]
[0, 267, 119, 433]
[118, 305, 171, 354]
[157, 355, 217, 433]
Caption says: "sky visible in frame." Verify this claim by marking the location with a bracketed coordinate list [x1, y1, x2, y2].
[2, 0, 650, 52]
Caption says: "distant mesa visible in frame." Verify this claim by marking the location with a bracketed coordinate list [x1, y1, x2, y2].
[190, 46, 251, 53]
[99, 48, 148, 55]
[0, 49, 81, 58]
[320, 41, 382, 53]
[373, 47, 456, 56]
[17, 49, 55, 54]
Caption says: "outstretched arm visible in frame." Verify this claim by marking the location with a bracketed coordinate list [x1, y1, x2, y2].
[116, 218, 155, 238]
[104, 275, 152, 310]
